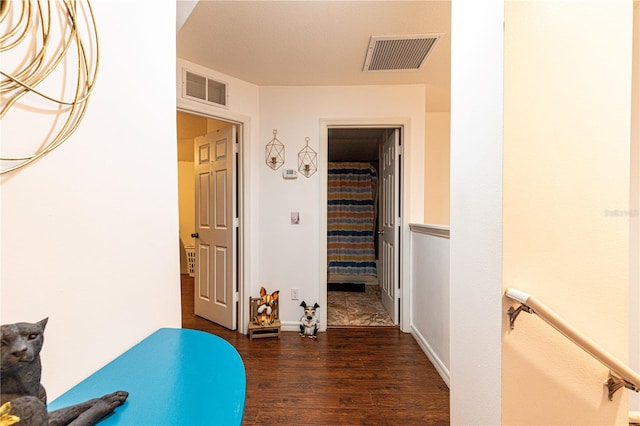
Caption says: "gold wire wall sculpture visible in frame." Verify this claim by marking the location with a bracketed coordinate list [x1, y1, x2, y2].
[265, 129, 285, 170]
[0, 0, 100, 175]
[298, 137, 317, 178]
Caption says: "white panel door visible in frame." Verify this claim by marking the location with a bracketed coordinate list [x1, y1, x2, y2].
[380, 129, 400, 323]
[194, 126, 236, 329]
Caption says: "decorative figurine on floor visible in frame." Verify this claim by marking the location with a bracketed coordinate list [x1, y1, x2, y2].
[254, 287, 279, 326]
[299, 301, 320, 338]
[0, 318, 128, 426]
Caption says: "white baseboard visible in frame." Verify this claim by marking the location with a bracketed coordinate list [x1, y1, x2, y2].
[281, 321, 303, 332]
[411, 325, 450, 387]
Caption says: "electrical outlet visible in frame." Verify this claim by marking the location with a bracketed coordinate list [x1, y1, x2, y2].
[291, 288, 299, 300]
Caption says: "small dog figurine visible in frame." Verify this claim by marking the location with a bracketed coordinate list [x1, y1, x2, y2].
[254, 287, 279, 326]
[299, 301, 320, 338]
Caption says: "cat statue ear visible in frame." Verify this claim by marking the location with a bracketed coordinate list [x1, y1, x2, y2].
[37, 318, 48, 330]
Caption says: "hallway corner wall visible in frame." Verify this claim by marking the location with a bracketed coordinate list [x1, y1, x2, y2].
[424, 112, 450, 226]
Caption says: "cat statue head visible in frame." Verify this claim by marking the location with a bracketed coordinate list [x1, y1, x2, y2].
[0, 318, 48, 375]
[1, 318, 49, 426]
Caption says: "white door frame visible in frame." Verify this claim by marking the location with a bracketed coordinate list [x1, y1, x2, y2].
[177, 106, 251, 334]
[320, 118, 411, 332]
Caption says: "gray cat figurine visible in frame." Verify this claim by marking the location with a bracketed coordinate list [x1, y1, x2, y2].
[1, 318, 128, 426]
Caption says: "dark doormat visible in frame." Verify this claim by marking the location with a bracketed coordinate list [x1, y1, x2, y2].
[328, 283, 365, 292]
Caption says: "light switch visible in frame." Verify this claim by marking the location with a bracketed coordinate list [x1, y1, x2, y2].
[291, 212, 300, 224]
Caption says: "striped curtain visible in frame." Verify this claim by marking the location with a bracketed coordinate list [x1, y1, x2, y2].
[327, 162, 377, 277]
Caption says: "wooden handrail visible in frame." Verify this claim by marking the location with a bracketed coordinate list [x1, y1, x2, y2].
[506, 288, 640, 402]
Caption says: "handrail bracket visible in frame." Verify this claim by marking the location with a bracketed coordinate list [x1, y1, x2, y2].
[508, 303, 533, 330]
[605, 372, 639, 401]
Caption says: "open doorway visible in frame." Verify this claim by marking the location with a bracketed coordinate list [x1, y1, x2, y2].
[326, 127, 401, 327]
[176, 111, 243, 331]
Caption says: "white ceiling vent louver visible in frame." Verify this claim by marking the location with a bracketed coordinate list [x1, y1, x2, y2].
[363, 34, 441, 72]
[182, 69, 228, 108]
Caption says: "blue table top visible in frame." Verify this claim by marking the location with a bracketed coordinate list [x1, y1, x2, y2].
[48, 328, 246, 426]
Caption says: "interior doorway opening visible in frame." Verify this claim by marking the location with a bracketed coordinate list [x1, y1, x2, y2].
[176, 110, 243, 331]
[326, 126, 401, 327]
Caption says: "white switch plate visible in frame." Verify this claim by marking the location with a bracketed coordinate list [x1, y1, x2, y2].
[291, 288, 299, 300]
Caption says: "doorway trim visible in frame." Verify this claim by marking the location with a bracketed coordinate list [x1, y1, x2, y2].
[320, 118, 411, 332]
[177, 105, 252, 334]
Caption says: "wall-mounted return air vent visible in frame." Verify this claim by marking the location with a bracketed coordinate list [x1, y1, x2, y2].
[182, 69, 228, 108]
[363, 34, 442, 72]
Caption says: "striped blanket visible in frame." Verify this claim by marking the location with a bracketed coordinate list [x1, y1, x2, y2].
[327, 162, 377, 277]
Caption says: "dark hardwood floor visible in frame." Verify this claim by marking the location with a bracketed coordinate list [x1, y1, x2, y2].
[181, 275, 450, 425]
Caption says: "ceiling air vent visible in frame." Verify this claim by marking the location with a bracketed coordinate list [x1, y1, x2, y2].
[182, 69, 228, 108]
[363, 34, 441, 72]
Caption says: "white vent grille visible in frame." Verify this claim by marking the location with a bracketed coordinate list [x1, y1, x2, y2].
[363, 35, 441, 72]
[182, 69, 228, 108]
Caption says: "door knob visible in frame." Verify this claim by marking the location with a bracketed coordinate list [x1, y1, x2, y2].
[191, 233, 199, 238]
[377, 230, 384, 235]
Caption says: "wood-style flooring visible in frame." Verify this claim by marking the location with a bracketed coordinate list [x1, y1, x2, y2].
[181, 275, 450, 425]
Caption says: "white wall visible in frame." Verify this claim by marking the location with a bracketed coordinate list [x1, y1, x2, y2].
[502, 2, 633, 424]
[410, 226, 450, 386]
[0, 1, 180, 399]
[258, 85, 425, 329]
[449, 1, 504, 424]
[424, 112, 450, 225]
[630, 0, 640, 413]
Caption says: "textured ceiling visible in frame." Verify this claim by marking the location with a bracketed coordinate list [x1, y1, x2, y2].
[177, 1, 451, 112]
